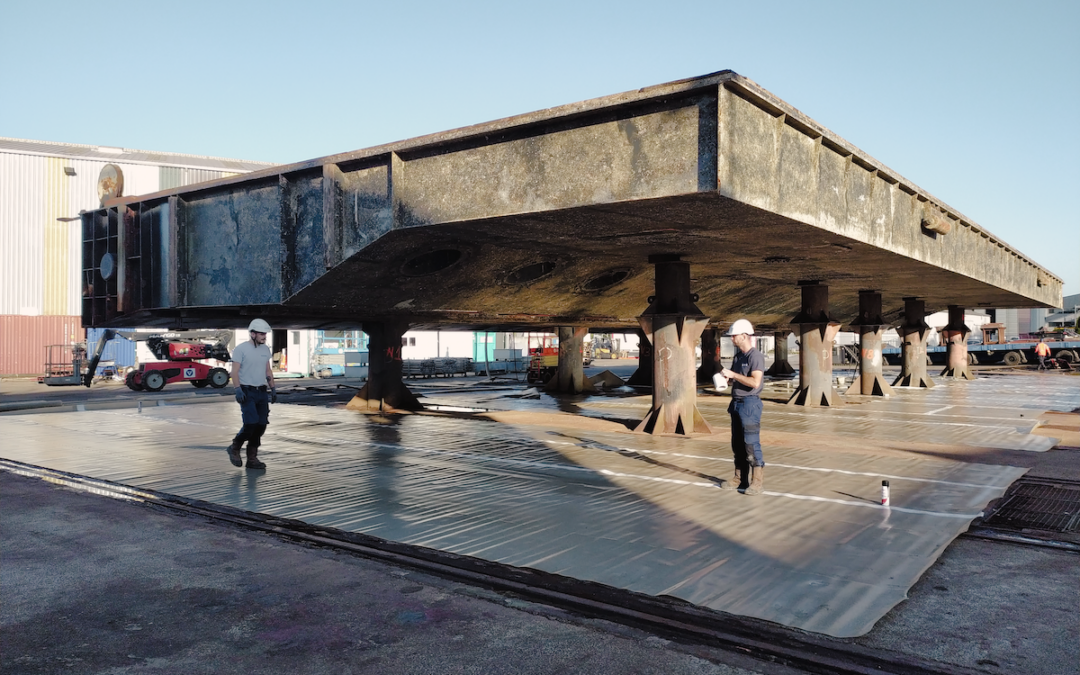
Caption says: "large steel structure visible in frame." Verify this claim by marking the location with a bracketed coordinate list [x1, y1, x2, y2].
[79, 70, 1063, 418]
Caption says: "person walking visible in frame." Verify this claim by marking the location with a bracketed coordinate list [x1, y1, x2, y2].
[226, 318, 276, 470]
[719, 319, 766, 495]
[1035, 339, 1051, 371]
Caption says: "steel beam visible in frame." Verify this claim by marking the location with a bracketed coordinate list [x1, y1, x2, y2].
[346, 321, 422, 412]
[788, 282, 843, 407]
[636, 257, 712, 435]
[846, 291, 894, 397]
[764, 330, 796, 377]
[546, 326, 595, 394]
[941, 305, 975, 380]
[893, 298, 935, 388]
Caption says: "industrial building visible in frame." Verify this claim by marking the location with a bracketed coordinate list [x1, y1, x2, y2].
[0, 137, 275, 376]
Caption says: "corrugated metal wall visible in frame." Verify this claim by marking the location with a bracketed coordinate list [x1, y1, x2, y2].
[0, 315, 82, 377]
[160, 166, 237, 190]
[0, 146, 248, 375]
[1, 153, 45, 315]
[86, 327, 138, 372]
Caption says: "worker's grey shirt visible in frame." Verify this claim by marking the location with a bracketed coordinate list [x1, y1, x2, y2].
[232, 341, 271, 387]
[731, 347, 765, 397]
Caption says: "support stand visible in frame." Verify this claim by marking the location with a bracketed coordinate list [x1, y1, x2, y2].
[764, 330, 796, 377]
[546, 326, 595, 393]
[346, 320, 422, 412]
[788, 282, 844, 406]
[893, 297, 935, 388]
[940, 305, 975, 380]
[635, 256, 712, 435]
[846, 290, 894, 397]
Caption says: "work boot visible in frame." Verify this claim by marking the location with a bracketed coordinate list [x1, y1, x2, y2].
[720, 468, 742, 490]
[744, 466, 764, 496]
[226, 444, 242, 467]
[246, 450, 266, 470]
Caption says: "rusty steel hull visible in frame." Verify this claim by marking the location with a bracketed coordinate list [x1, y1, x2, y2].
[79, 71, 1063, 332]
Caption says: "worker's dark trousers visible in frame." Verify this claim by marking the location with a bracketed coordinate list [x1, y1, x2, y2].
[728, 395, 764, 473]
[233, 387, 270, 454]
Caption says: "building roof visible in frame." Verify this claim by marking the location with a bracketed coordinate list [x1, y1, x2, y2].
[0, 137, 276, 172]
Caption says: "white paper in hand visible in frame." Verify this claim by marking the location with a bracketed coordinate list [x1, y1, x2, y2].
[712, 373, 728, 392]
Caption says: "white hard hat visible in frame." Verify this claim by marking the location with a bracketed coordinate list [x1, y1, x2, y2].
[248, 318, 272, 333]
[726, 319, 754, 336]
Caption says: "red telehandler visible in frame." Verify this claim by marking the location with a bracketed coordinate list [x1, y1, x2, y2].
[41, 329, 234, 391]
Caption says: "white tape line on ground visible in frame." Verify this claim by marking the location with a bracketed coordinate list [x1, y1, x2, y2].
[597, 468, 982, 519]
[542, 438, 1006, 490]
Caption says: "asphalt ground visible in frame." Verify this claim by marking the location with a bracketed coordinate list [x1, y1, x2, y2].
[3, 470, 784, 675]
[2, 363, 1079, 674]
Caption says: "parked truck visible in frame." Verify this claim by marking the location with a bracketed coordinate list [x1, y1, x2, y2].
[883, 324, 1080, 367]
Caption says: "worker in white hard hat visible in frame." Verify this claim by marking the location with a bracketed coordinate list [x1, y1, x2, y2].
[226, 318, 276, 470]
[719, 319, 766, 495]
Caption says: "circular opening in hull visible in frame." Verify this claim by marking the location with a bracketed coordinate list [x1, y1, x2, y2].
[401, 249, 462, 277]
[506, 261, 558, 284]
[581, 268, 632, 292]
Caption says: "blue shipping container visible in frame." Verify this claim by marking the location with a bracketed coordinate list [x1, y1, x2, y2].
[86, 328, 138, 375]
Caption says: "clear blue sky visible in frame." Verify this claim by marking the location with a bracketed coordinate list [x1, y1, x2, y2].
[3, 0, 1077, 297]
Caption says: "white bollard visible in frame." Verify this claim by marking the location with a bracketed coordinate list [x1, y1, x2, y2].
[881, 480, 890, 506]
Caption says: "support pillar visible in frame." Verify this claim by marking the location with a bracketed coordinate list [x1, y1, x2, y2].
[546, 326, 595, 393]
[764, 330, 796, 377]
[696, 326, 722, 383]
[941, 305, 975, 380]
[788, 281, 844, 406]
[635, 256, 712, 435]
[893, 297, 935, 388]
[346, 320, 422, 412]
[626, 327, 654, 387]
[846, 290, 894, 397]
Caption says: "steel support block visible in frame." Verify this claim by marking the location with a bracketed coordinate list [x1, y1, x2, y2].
[346, 320, 422, 412]
[764, 330, 796, 377]
[788, 282, 843, 407]
[846, 291, 894, 397]
[940, 305, 974, 380]
[697, 326, 722, 383]
[893, 297, 935, 388]
[635, 257, 712, 435]
[636, 314, 712, 434]
[546, 326, 595, 393]
[626, 327, 653, 387]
